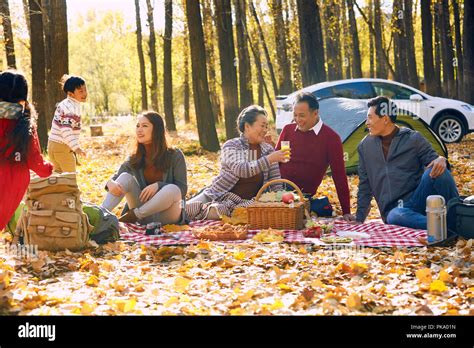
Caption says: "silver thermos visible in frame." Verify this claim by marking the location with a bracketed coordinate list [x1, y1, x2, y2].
[426, 195, 447, 243]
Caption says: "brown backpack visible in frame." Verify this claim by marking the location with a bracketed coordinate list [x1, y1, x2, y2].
[16, 173, 93, 251]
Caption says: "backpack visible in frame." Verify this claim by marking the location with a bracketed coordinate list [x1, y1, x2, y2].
[16, 173, 93, 251]
[447, 195, 474, 239]
[82, 202, 120, 244]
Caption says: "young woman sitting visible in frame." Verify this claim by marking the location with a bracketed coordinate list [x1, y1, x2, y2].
[102, 112, 187, 225]
[186, 105, 288, 220]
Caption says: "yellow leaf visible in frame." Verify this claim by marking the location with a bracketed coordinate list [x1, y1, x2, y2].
[429, 280, 448, 293]
[86, 275, 99, 287]
[237, 290, 254, 303]
[81, 303, 96, 315]
[416, 268, 432, 284]
[438, 270, 453, 284]
[163, 224, 190, 233]
[311, 279, 326, 288]
[278, 283, 293, 291]
[346, 293, 363, 311]
[270, 299, 284, 310]
[298, 246, 308, 254]
[115, 298, 136, 313]
[174, 277, 191, 292]
[229, 307, 246, 315]
[351, 262, 369, 275]
[164, 296, 179, 308]
[233, 251, 246, 260]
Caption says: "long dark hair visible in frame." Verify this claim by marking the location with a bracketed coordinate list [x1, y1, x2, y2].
[0, 70, 36, 162]
[129, 111, 173, 172]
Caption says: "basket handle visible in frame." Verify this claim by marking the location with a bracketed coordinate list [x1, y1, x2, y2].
[255, 178, 306, 202]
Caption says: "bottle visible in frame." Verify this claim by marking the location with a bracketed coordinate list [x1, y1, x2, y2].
[426, 195, 447, 243]
[145, 222, 162, 236]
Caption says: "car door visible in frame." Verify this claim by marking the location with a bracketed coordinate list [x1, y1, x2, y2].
[371, 82, 430, 121]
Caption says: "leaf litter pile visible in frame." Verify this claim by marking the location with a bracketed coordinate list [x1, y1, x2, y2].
[0, 122, 472, 316]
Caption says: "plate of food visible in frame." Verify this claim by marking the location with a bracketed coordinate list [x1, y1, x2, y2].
[320, 236, 353, 244]
[302, 220, 333, 238]
[193, 223, 248, 241]
[336, 231, 370, 239]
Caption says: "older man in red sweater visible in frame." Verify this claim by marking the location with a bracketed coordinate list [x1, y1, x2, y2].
[276, 92, 353, 221]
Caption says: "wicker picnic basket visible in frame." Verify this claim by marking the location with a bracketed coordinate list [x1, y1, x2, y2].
[247, 179, 310, 230]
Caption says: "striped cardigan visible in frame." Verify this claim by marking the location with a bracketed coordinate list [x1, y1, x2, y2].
[203, 135, 282, 200]
[48, 97, 82, 151]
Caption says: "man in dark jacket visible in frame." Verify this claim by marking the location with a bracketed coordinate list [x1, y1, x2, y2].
[347, 96, 459, 229]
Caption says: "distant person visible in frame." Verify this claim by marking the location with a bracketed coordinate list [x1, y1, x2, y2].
[102, 112, 187, 225]
[275, 92, 352, 220]
[348, 96, 459, 229]
[0, 70, 53, 230]
[47, 75, 88, 173]
[186, 105, 287, 220]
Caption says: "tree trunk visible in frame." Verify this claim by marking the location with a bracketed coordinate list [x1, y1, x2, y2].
[433, 0, 442, 95]
[271, 0, 292, 94]
[185, 0, 220, 151]
[134, 0, 148, 111]
[163, 0, 176, 131]
[341, 0, 351, 79]
[347, 0, 362, 78]
[404, 0, 419, 88]
[183, 19, 191, 124]
[202, 0, 222, 123]
[463, 0, 474, 104]
[28, 0, 47, 149]
[286, 0, 301, 89]
[249, 1, 279, 97]
[234, 0, 253, 109]
[368, 0, 374, 78]
[1, 0, 16, 68]
[354, 0, 396, 78]
[421, 0, 437, 95]
[438, 0, 456, 98]
[393, 0, 408, 83]
[22, 0, 30, 37]
[296, 0, 326, 86]
[146, 0, 159, 111]
[42, 0, 68, 126]
[246, 25, 276, 120]
[373, 0, 386, 78]
[452, 0, 463, 100]
[324, 1, 343, 81]
[214, 0, 239, 139]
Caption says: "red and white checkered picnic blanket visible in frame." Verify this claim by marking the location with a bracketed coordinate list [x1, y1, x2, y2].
[120, 219, 427, 247]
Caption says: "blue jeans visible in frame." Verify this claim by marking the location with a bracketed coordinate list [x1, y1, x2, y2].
[386, 168, 459, 229]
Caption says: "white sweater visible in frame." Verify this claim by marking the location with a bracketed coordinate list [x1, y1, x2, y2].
[48, 97, 82, 151]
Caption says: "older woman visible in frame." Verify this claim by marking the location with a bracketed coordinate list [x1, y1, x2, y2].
[186, 105, 288, 220]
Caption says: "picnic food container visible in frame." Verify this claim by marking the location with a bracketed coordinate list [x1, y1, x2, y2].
[193, 223, 248, 241]
[426, 195, 447, 242]
[247, 179, 310, 230]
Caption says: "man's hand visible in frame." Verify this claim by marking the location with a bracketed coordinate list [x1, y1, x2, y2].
[427, 156, 447, 178]
[140, 183, 159, 202]
[339, 214, 363, 224]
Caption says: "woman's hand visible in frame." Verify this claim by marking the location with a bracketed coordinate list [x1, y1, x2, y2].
[267, 149, 290, 164]
[140, 183, 159, 202]
[107, 180, 125, 197]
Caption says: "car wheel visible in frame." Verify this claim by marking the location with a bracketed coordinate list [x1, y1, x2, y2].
[434, 115, 465, 143]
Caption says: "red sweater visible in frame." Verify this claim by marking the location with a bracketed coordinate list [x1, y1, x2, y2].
[276, 123, 351, 215]
[0, 119, 53, 230]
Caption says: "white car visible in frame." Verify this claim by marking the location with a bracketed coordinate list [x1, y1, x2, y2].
[275, 78, 474, 143]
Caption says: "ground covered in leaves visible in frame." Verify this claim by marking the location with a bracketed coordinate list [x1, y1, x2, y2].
[0, 119, 472, 315]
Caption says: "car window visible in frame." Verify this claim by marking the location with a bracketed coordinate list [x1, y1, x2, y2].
[313, 87, 334, 100]
[331, 82, 375, 99]
[372, 82, 416, 100]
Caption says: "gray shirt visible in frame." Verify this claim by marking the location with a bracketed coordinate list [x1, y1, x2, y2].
[356, 127, 439, 222]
